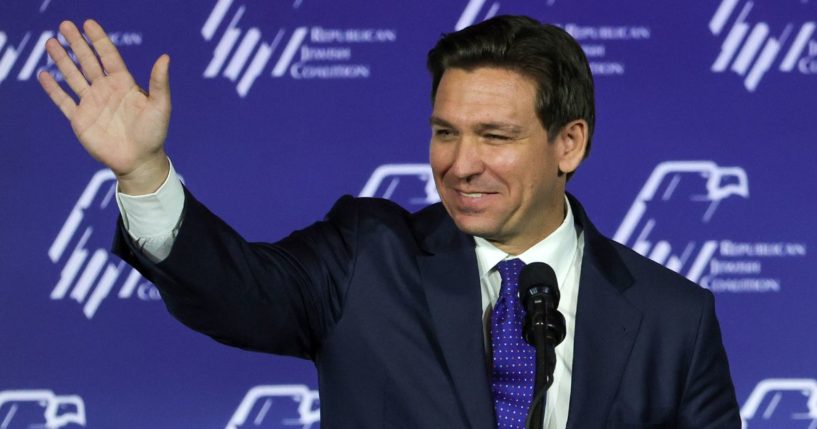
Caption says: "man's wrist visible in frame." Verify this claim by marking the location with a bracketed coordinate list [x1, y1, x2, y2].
[117, 152, 170, 195]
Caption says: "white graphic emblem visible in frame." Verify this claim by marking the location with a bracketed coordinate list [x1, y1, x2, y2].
[614, 161, 748, 282]
[359, 164, 440, 209]
[226, 385, 320, 429]
[614, 161, 806, 293]
[0, 390, 86, 429]
[48, 170, 160, 319]
[0, 29, 53, 85]
[0, 3, 142, 87]
[201, 0, 396, 97]
[456, 0, 502, 30]
[741, 378, 817, 428]
[710, 0, 817, 91]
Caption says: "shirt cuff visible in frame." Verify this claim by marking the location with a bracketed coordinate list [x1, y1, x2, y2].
[115, 158, 185, 238]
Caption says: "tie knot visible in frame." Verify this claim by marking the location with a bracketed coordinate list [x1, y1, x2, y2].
[496, 258, 526, 297]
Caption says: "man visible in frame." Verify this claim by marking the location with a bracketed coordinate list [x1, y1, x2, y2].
[39, 15, 740, 429]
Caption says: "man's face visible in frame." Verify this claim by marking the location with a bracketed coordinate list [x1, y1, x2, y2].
[430, 67, 567, 254]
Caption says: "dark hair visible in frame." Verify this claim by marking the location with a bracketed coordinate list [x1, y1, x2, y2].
[427, 15, 595, 175]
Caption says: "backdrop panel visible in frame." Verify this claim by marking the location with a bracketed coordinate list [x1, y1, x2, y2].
[1, 0, 815, 427]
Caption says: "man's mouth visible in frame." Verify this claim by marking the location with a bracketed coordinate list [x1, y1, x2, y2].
[454, 190, 498, 201]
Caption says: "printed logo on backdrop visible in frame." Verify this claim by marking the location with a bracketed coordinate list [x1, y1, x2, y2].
[710, 0, 817, 91]
[455, 0, 651, 76]
[48, 170, 161, 320]
[359, 164, 439, 211]
[38, 0, 57, 13]
[0, 390, 85, 429]
[740, 378, 817, 428]
[201, 0, 398, 97]
[0, 2, 143, 88]
[226, 385, 320, 429]
[614, 161, 807, 293]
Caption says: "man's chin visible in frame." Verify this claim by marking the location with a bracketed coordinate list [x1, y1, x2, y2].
[449, 216, 500, 239]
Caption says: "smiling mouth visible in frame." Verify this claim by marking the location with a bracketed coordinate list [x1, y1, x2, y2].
[456, 190, 498, 199]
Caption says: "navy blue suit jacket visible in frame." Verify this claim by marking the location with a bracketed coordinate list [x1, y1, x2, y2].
[114, 190, 740, 428]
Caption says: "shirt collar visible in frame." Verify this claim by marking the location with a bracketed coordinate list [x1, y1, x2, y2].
[474, 195, 578, 287]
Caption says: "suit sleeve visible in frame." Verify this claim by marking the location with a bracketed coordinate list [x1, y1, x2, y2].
[112, 187, 359, 360]
[678, 290, 742, 428]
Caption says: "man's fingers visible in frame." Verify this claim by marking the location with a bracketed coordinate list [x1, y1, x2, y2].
[38, 70, 77, 119]
[59, 20, 104, 82]
[83, 19, 129, 76]
[44, 37, 89, 97]
[148, 54, 171, 109]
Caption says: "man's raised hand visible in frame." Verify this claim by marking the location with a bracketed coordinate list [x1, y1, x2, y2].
[38, 19, 171, 195]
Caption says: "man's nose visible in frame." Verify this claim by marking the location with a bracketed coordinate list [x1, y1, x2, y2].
[449, 138, 484, 180]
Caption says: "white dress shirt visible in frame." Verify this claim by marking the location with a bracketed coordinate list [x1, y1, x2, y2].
[117, 162, 584, 429]
[474, 198, 584, 429]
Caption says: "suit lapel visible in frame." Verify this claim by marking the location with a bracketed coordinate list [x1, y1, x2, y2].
[414, 205, 495, 429]
[565, 195, 643, 428]
[565, 261, 642, 428]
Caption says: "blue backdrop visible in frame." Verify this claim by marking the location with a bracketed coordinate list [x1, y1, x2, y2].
[1, 0, 815, 428]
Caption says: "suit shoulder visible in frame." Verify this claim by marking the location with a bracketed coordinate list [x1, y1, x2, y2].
[328, 196, 447, 227]
[324, 195, 419, 237]
[328, 194, 410, 218]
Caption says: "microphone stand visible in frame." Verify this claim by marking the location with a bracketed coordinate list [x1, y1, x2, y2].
[519, 263, 565, 429]
[524, 305, 554, 429]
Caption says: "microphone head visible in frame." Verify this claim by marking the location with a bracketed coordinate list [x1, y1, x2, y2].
[519, 262, 560, 309]
[519, 262, 566, 348]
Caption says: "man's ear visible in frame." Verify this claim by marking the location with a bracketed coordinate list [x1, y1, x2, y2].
[556, 119, 588, 175]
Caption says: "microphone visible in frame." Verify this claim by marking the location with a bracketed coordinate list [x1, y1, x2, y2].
[519, 262, 566, 429]
[519, 262, 566, 353]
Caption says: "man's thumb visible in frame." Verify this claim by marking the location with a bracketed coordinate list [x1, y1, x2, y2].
[148, 54, 171, 108]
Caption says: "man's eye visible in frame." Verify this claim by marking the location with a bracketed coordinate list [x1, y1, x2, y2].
[485, 134, 509, 140]
[434, 129, 453, 137]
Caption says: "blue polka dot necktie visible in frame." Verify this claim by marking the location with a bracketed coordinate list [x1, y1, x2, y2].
[491, 258, 535, 428]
